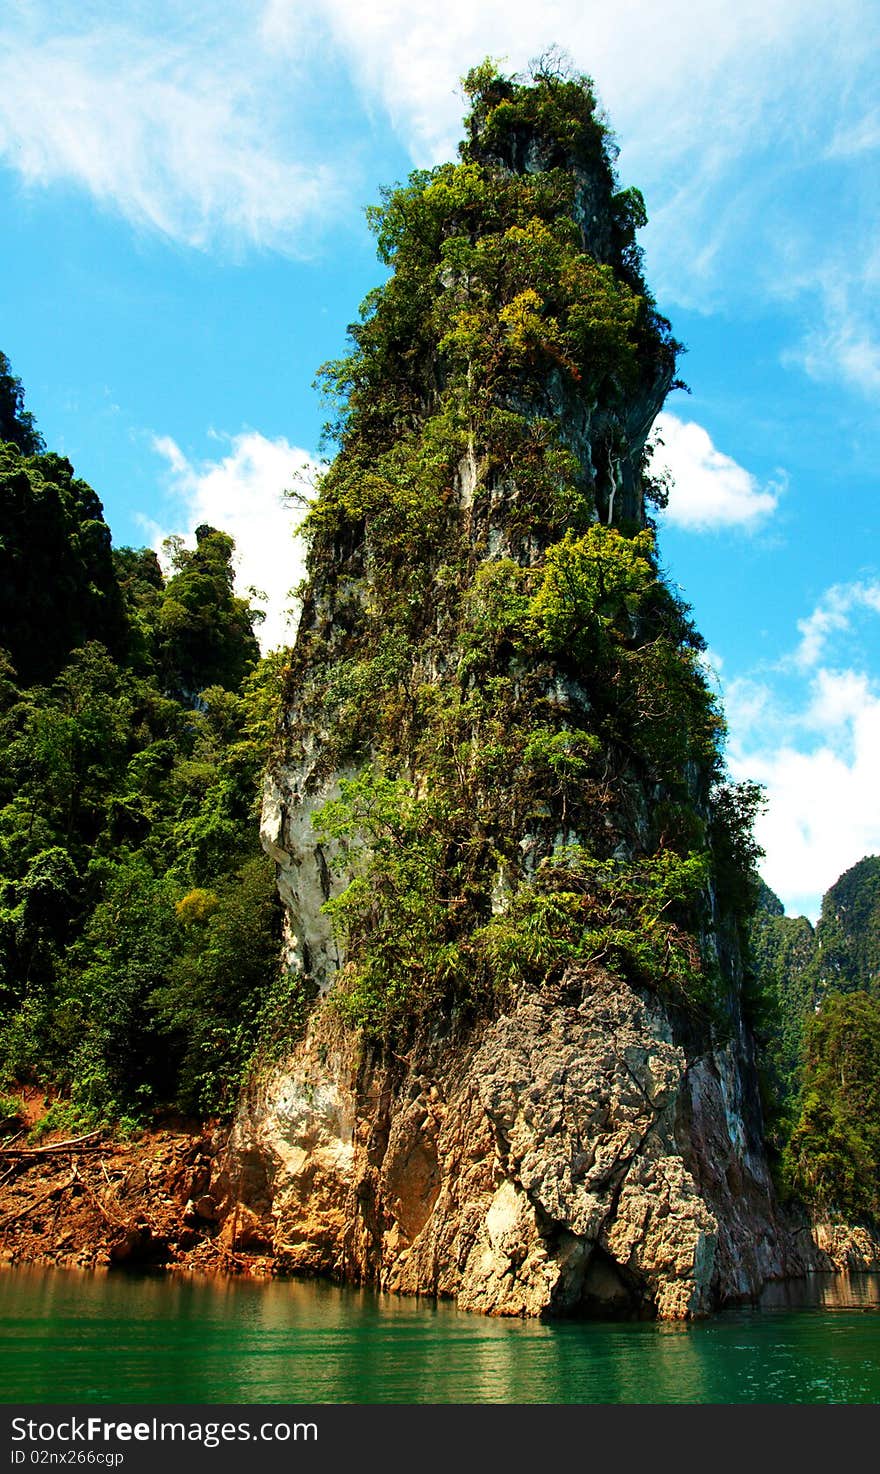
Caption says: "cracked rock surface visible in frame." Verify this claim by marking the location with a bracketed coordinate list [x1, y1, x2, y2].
[226, 966, 816, 1317]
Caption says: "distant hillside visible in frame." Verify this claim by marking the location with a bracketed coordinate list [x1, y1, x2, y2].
[815, 855, 880, 995]
[749, 859, 880, 1221]
[748, 881, 818, 1116]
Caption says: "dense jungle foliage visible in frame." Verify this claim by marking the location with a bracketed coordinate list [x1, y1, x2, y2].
[283, 58, 760, 1049]
[0, 359, 287, 1129]
[748, 860, 880, 1222]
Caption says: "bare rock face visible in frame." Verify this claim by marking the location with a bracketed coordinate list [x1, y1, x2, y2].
[261, 770, 346, 997]
[227, 968, 814, 1317]
[810, 1223, 880, 1272]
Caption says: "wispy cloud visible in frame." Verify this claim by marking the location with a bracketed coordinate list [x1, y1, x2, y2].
[1, 0, 874, 282]
[795, 307, 880, 398]
[0, 5, 346, 252]
[725, 580, 880, 918]
[779, 243, 880, 398]
[827, 109, 880, 158]
[651, 414, 780, 532]
[792, 581, 880, 670]
[144, 430, 315, 652]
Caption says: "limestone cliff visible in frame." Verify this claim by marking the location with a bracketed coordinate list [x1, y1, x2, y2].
[226, 59, 817, 1316]
[229, 966, 822, 1316]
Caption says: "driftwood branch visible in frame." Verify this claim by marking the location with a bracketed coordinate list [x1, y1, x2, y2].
[0, 1129, 104, 1158]
[0, 1175, 76, 1231]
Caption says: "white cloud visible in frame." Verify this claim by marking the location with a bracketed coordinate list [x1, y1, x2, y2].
[650, 413, 780, 532]
[725, 581, 880, 919]
[805, 668, 874, 731]
[145, 431, 315, 652]
[0, 0, 873, 286]
[0, 6, 345, 251]
[791, 274, 880, 398]
[730, 685, 880, 922]
[793, 581, 880, 669]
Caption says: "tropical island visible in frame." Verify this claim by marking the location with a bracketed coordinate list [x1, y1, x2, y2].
[1, 60, 878, 1317]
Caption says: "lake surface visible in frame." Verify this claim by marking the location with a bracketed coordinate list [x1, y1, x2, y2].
[1, 1267, 879, 1404]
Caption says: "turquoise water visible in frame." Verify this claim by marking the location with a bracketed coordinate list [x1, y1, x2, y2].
[1, 1268, 879, 1404]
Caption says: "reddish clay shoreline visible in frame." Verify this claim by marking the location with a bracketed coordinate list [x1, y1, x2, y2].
[0, 1110, 275, 1279]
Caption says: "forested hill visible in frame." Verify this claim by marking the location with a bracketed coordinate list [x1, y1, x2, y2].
[0, 352, 289, 1135]
[749, 857, 880, 1223]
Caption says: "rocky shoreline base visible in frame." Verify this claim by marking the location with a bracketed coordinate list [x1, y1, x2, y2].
[2, 1113, 879, 1303]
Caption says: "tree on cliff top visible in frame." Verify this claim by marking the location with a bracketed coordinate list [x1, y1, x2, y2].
[0, 443, 127, 685]
[157, 524, 261, 701]
[0, 350, 44, 457]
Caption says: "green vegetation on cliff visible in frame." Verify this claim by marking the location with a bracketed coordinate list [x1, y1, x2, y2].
[786, 991, 880, 1221]
[0, 352, 44, 458]
[747, 882, 819, 1144]
[748, 861, 880, 1222]
[0, 358, 285, 1127]
[814, 856, 880, 995]
[280, 58, 759, 1047]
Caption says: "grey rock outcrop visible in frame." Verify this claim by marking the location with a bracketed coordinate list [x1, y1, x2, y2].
[227, 967, 815, 1317]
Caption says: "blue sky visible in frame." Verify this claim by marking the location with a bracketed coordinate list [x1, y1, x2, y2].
[1, 0, 878, 920]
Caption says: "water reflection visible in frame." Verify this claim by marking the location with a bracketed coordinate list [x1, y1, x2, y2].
[1, 1266, 879, 1404]
[759, 1272, 880, 1310]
